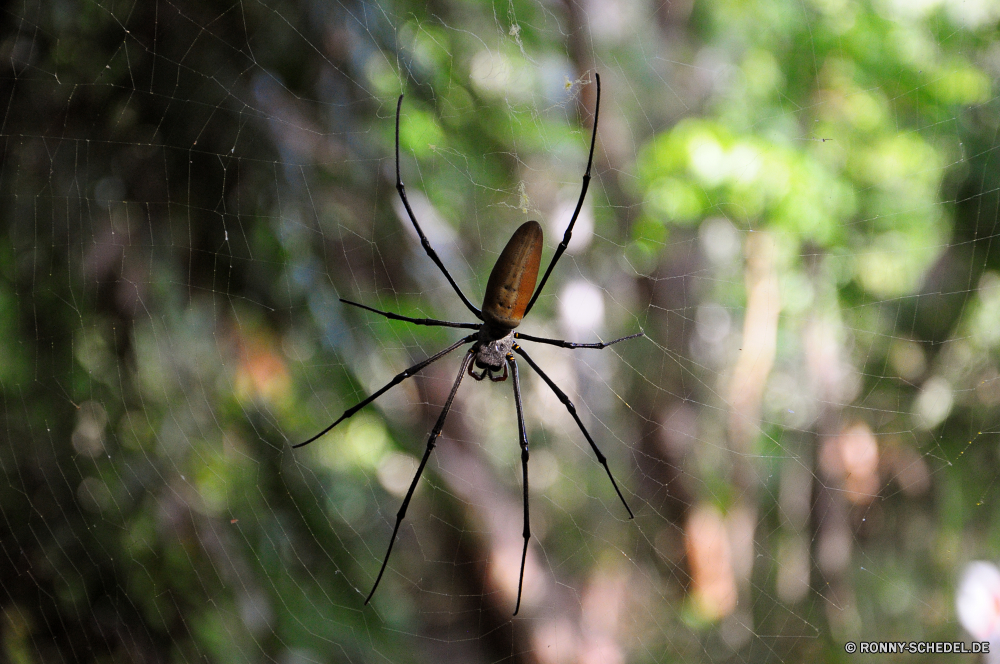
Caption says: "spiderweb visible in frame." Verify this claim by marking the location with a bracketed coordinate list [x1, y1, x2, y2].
[3, 0, 1000, 662]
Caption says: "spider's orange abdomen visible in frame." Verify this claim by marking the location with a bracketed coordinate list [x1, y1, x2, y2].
[481, 221, 543, 331]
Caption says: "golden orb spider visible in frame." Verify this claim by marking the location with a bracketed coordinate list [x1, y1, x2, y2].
[296, 73, 641, 615]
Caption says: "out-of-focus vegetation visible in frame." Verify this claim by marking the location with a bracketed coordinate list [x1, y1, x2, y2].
[2, 0, 1000, 662]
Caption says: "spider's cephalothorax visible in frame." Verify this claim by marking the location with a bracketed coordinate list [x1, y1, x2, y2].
[469, 331, 514, 381]
[296, 73, 641, 616]
[470, 220, 543, 382]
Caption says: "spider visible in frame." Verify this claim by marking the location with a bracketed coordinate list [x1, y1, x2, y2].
[296, 73, 640, 615]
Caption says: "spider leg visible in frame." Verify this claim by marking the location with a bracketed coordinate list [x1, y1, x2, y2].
[513, 344, 634, 519]
[508, 356, 531, 616]
[523, 73, 601, 317]
[341, 299, 481, 330]
[468, 362, 488, 381]
[294, 334, 477, 449]
[365, 350, 476, 605]
[514, 331, 643, 350]
[395, 95, 483, 321]
[489, 362, 508, 382]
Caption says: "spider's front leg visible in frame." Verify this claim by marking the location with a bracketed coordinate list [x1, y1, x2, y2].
[508, 354, 531, 615]
[468, 362, 488, 381]
[489, 363, 508, 382]
[365, 350, 476, 605]
[513, 343, 634, 519]
[467, 361, 508, 382]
